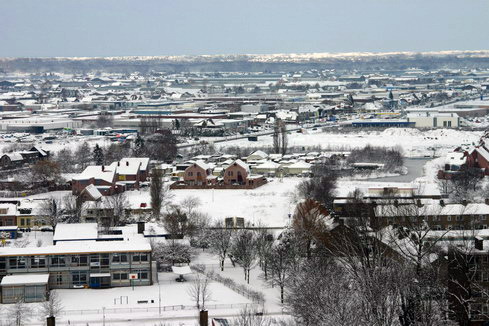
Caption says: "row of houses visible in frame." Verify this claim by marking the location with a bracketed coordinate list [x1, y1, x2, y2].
[172, 159, 267, 189]
[0, 146, 49, 169]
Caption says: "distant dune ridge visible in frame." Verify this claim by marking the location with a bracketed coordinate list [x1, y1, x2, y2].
[1, 50, 489, 72]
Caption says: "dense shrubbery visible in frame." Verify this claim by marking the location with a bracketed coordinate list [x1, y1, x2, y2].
[347, 145, 404, 172]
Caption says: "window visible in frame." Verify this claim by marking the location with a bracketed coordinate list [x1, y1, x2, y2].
[447, 216, 452, 222]
[9, 257, 26, 269]
[101, 254, 110, 267]
[30, 256, 46, 268]
[71, 255, 88, 266]
[113, 254, 128, 263]
[112, 272, 128, 280]
[133, 270, 149, 280]
[456, 215, 463, 221]
[481, 215, 487, 221]
[55, 272, 63, 285]
[132, 253, 148, 262]
[51, 256, 66, 267]
[72, 271, 87, 286]
[20, 218, 25, 226]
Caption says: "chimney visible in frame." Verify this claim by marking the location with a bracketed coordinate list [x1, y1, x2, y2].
[137, 221, 145, 234]
[475, 236, 484, 251]
[126, 161, 129, 166]
[117, 162, 120, 166]
[440, 199, 445, 207]
[102, 165, 105, 172]
[485, 198, 489, 205]
[462, 199, 468, 206]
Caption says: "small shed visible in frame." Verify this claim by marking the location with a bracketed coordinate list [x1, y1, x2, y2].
[1, 273, 49, 303]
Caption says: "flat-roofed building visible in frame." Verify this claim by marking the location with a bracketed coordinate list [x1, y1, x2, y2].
[0, 241, 152, 292]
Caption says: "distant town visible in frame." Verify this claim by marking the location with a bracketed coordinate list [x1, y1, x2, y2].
[1, 54, 489, 326]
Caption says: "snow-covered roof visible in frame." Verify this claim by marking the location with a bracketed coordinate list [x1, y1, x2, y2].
[73, 165, 116, 183]
[255, 161, 281, 169]
[190, 160, 210, 171]
[81, 184, 103, 201]
[247, 150, 268, 160]
[3, 153, 23, 161]
[447, 152, 466, 166]
[120, 157, 150, 171]
[375, 203, 489, 217]
[229, 159, 250, 173]
[0, 241, 151, 257]
[0, 204, 16, 215]
[287, 161, 312, 169]
[172, 265, 192, 275]
[1, 273, 49, 286]
[53, 223, 98, 242]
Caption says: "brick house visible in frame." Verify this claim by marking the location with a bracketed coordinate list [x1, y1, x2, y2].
[184, 161, 216, 186]
[223, 160, 266, 187]
[109, 158, 150, 190]
[72, 165, 120, 196]
[224, 160, 250, 185]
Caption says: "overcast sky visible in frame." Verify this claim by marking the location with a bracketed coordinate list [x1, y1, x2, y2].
[0, 0, 488, 58]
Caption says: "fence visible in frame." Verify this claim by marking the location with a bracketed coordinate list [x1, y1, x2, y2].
[191, 264, 265, 304]
[58, 302, 255, 316]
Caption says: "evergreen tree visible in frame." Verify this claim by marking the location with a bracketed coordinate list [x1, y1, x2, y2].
[134, 135, 145, 157]
[93, 144, 104, 165]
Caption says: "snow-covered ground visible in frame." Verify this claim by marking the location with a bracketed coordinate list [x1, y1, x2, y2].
[218, 127, 482, 158]
[125, 178, 302, 227]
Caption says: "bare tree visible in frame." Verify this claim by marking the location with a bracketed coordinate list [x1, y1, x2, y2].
[105, 192, 129, 227]
[31, 159, 61, 186]
[63, 194, 85, 223]
[187, 273, 212, 310]
[39, 197, 64, 229]
[180, 196, 201, 217]
[163, 205, 197, 240]
[288, 256, 362, 326]
[264, 230, 301, 304]
[75, 142, 92, 171]
[209, 221, 234, 271]
[39, 290, 63, 318]
[292, 199, 330, 259]
[272, 119, 287, 155]
[231, 229, 258, 284]
[7, 299, 33, 326]
[233, 305, 272, 326]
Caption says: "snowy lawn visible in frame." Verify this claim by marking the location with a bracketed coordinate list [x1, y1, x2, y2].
[126, 177, 303, 227]
[217, 128, 482, 158]
[193, 251, 284, 314]
[55, 271, 251, 311]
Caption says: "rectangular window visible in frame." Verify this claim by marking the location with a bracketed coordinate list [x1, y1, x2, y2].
[51, 256, 66, 267]
[30, 256, 46, 268]
[72, 271, 87, 286]
[113, 254, 128, 263]
[132, 253, 149, 263]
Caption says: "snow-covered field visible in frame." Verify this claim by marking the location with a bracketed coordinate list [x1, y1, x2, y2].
[126, 178, 302, 227]
[218, 128, 482, 158]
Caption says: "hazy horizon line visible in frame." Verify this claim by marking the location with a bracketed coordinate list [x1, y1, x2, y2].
[2, 49, 489, 61]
